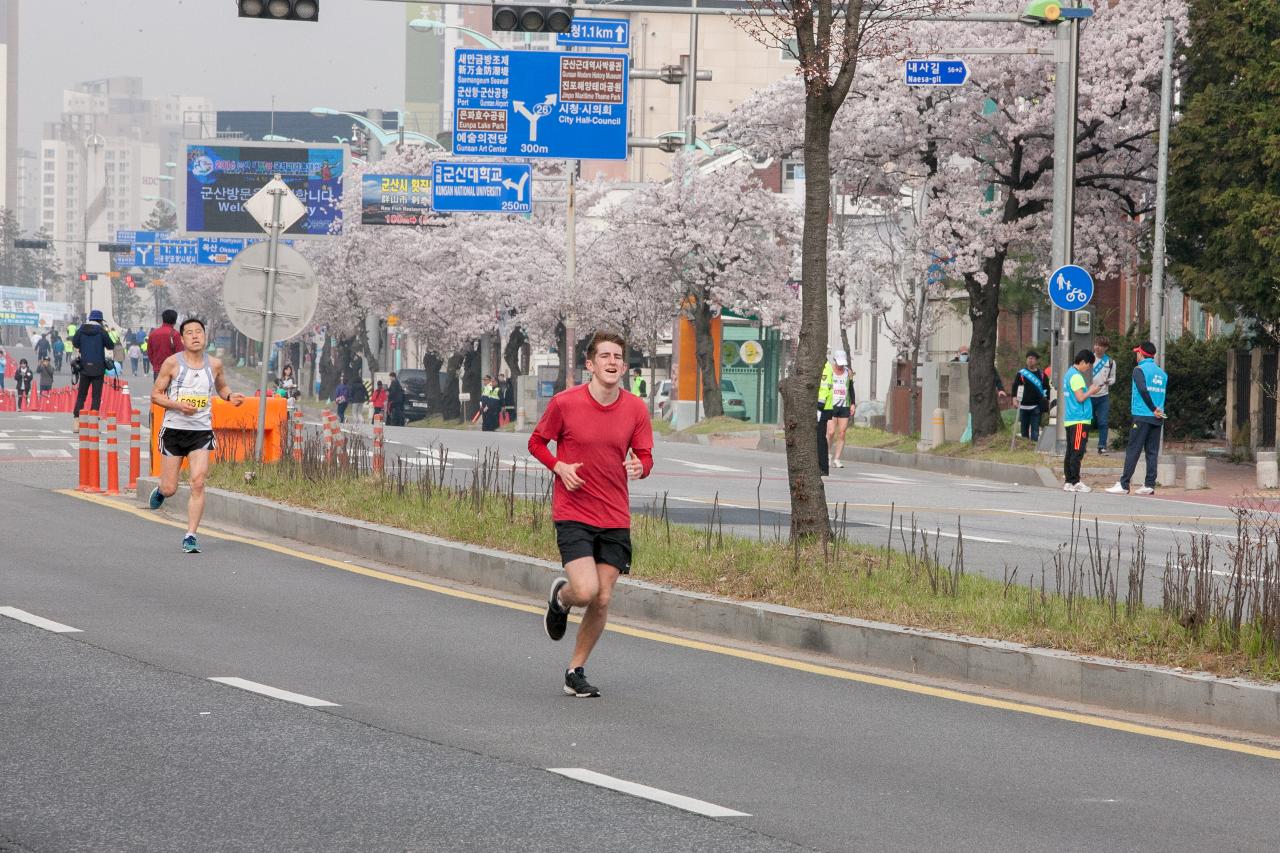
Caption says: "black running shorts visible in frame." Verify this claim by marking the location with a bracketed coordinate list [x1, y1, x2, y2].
[554, 521, 632, 574]
[829, 406, 851, 419]
[159, 427, 216, 458]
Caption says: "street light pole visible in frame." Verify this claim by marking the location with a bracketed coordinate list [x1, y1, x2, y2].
[1049, 15, 1080, 453]
[1150, 17, 1174, 365]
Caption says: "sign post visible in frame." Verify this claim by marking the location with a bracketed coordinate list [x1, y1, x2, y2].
[241, 176, 307, 462]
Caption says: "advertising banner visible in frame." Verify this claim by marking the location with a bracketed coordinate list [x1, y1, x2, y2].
[0, 310, 39, 326]
[361, 174, 436, 226]
[183, 141, 347, 238]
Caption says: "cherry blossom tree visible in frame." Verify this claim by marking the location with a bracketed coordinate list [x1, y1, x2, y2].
[728, 0, 1189, 441]
[606, 153, 798, 418]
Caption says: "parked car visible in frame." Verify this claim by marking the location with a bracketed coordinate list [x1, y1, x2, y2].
[653, 378, 673, 419]
[720, 378, 748, 420]
[395, 368, 445, 422]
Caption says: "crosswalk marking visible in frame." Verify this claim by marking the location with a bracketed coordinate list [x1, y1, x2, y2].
[29, 449, 71, 459]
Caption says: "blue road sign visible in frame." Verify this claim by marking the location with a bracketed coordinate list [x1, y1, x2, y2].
[432, 162, 533, 214]
[130, 237, 281, 267]
[453, 49, 629, 161]
[904, 59, 970, 87]
[1048, 264, 1094, 311]
[557, 17, 630, 48]
[116, 230, 170, 244]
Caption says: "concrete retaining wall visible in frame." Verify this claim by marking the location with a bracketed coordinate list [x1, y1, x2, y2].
[139, 478, 1280, 736]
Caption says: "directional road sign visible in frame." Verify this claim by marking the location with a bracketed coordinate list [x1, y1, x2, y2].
[130, 237, 289, 267]
[904, 59, 970, 87]
[556, 17, 629, 48]
[1048, 264, 1094, 311]
[115, 230, 170, 244]
[432, 162, 532, 214]
[453, 49, 629, 161]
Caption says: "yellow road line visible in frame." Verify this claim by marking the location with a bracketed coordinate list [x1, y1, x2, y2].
[59, 488, 1280, 761]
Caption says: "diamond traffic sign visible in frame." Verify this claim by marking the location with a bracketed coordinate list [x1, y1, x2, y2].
[556, 17, 629, 48]
[904, 59, 970, 87]
[431, 162, 532, 214]
[453, 49, 629, 161]
[244, 177, 308, 234]
[1048, 264, 1094, 311]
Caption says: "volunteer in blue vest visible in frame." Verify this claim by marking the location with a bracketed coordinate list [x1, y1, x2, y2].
[1090, 335, 1117, 453]
[1106, 340, 1168, 496]
[1062, 349, 1099, 492]
[1010, 350, 1049, 442]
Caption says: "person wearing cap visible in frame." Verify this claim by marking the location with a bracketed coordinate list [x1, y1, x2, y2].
[818, 350, 856, 470]
[1106, 341, 1168, 496]
[71, 309, 114, 417]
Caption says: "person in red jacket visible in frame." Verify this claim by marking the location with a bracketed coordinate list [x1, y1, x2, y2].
[370, 380, 388, 420]
[529, 331, 654, 698]
[146, 309, 182, 375]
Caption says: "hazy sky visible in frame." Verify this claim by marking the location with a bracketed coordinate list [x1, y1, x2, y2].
[18, 0, 419, 147]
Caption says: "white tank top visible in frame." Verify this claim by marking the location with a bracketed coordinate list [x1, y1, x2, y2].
[163, 354, 216, 431]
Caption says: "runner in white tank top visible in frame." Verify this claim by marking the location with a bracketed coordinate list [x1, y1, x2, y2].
[148, 318, 245, 553]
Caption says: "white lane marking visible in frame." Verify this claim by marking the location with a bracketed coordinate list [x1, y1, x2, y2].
[0, 606, 83, 633]
[416, 447, 475, 460]
[547, 768, 751, 818]
[0, 443, 13, 450]
[29, 449, 72, 458]
[1000, 509, 1235, 540]
[857, 520, 1010, 544]
[855, 472, 918, 484]
[208, 677, 339, 707]
[667, 458, 743, 473]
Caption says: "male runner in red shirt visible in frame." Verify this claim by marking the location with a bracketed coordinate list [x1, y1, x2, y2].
[529, 331, 654, 697]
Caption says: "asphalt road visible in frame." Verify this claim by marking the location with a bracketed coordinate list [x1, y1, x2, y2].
[2, 435, 1278, 852]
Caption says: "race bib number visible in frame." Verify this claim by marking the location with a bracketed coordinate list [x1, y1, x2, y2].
[178, 394, 210, 410]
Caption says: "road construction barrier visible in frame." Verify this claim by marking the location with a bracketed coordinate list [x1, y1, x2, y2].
[77, 412, 90, 490]
[1258, 451, 1279, 490]
[103, 414, 121, 496]
[322, 410, 334, 462]
[81, 411, 101, 494]
[148, 397, 287, 476]
[292, 409, 304, 462]
[373, 412, 385, 474]
[127, 409, 141, 491]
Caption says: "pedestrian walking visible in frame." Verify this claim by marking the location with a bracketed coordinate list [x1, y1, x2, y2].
[127, 341, 142, 376]
[820, 350, 856, 469]
[1107, 341, 1168, 496]
[52, 334, 65, 372]
[146, 309, 182, 376]
[1062, 349, 1098, 492]
[147, 317, 246, 553]
[387, 372, 405, 426]
[333, 379, 350, 423]
[347, 375, 368, 424]
[1010, 350, 1049, 442]
[0, 347, 7, 391]
[36, 356, 54, 395]
[531, 331, 654, 698]
[71, 310, 114, 417]
[1090, 336, 1117, 453]
[35, 333, 51, 363]
[13, 358, 33, 410]
[498, 372, 515, 424]
[370, 380, 388, 421]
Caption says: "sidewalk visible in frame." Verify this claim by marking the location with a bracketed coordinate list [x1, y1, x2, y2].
[1080, 453, 1278, 508]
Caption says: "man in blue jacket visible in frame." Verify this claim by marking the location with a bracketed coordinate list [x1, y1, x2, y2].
[1106, 341, 1168, 496]
[71, 310, 114, 417]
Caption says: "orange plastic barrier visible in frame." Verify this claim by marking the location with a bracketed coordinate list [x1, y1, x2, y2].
[148, 396, 288, 476]
[104, 414, 121, 496]
[127, 409, 141, 490]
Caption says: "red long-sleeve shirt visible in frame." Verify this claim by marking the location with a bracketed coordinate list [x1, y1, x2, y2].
[528, 383, 654, 529]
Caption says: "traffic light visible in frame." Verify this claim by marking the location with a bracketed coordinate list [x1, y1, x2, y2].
[238, 0, 318, 21]
[125, 274, 136, 289]
[14, 239, 50, 250]
[79, 273, 99, 283]
[493, 4, 573, 33]
[98, 242, 132, 254]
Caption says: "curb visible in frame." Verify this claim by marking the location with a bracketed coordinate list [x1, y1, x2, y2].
[137, 478, 1280, 737]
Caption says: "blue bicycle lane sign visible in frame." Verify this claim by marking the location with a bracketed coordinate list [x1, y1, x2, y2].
[1048, 264, 1094, 311]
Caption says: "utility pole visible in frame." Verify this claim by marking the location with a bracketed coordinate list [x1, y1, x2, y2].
[253, 180, 286, 463]
[1150, 17, 1174, 366]
[1049, 13, 1081, 454]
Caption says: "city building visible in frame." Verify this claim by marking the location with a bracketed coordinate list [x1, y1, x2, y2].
[0, 0, 17, 214]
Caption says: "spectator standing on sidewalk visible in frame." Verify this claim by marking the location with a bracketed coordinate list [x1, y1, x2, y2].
[35, 333, 50, 363]
[36, 356, 55, 395]
[127, 341, 143, 376]
[0, 347, 7, 391]
[13, 358, 33, 410]
[387, 372, 405, 426]
[72, 310, 113, 417]
[1062, 350, 1098, 492]
[147, 310, 182, 376]
[1107, 341, 1168, 496]
[52, 334, 65, 372]
[370, 380, 388, 421]
[332, 379, 350, 424]
[1090, 336, 1117, 453]
[347, 375, 368, 424]
[1010, 351, 1049, 442]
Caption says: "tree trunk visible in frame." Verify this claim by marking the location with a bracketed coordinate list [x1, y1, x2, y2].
[441, 352, 463, 421]
[693, 297, 723, 419]
[554, 320, 568, 394]
[357, 315, 381, 377]
[966, 251, 1006, 438]
[318, 337, 339, 401]
[422, 351, 444, 417]
[779, 95, 835, 542]
[503, 327, 526, 378]
[461, 345, 481, 422]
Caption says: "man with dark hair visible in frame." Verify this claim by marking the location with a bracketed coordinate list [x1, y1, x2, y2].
[147, 309, 182, 375]
[1062, 349, 1098, 492]
[1107, 341, 1168, 496]
[1010, 350, 1048, 442]
[148, 317, 246, 553]
[1090, 335, 1117, 453]
[530, 331, 654, 698]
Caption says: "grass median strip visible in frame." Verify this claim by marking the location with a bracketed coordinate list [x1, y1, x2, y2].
[205, 436, 1280, 683]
